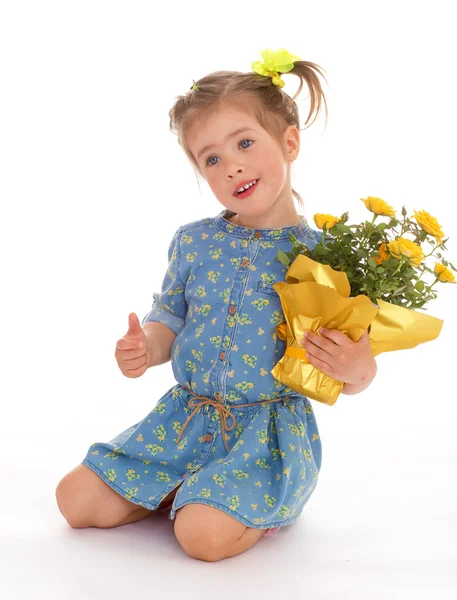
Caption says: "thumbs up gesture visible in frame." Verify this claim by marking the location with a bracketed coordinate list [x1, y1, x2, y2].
[115, 313, 149, 378]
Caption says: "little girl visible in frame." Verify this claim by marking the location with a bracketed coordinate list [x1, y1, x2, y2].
[56, 48, 378, 562]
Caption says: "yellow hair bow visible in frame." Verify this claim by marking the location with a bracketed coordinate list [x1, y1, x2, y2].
[251, 48, 301, 87]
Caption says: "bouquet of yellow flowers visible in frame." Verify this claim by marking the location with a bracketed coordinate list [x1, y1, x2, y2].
[272, 196, 456, 405]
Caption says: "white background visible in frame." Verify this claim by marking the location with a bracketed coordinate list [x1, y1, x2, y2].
[1, 0, 456, 598]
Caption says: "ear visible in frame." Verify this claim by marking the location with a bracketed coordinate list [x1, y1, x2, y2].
[284, 126, 300, 162]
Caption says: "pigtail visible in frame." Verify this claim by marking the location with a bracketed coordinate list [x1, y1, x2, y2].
[287, 61, 330, 131]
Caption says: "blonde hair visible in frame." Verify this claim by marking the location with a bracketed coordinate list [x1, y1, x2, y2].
[168, 60, 329, 209]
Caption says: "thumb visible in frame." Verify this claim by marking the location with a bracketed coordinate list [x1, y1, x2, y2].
[359, 330, 370, 343]
[126, 312, 144, 339]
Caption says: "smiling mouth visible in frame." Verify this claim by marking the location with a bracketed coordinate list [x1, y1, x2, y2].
[235, 179, 259, 197]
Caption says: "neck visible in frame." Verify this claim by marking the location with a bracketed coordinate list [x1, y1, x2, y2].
[227, 207, 301, 229]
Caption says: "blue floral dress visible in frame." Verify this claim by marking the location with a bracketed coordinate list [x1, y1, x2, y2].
[82, 209, 324, 530]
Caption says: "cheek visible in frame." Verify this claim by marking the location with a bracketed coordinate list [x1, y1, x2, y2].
[258, 149, 286, 180]
[206, 171, 220, 190]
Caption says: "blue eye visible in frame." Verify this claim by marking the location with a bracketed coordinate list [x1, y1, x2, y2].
[206, 139, 254, 167]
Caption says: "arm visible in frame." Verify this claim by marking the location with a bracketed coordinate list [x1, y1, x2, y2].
[143, 321, 177, 368]
[141, 226, 187, 368]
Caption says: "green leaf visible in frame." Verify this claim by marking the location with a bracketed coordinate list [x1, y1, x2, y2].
[419, 231, 428, 242]
[289, 232, 297, 244]
[277, 249, 291, 268]
[335, 223, 353, 234]
[368, 257, 378, 268]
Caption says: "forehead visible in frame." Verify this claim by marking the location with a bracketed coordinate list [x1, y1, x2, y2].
[187, 106, 262, 155]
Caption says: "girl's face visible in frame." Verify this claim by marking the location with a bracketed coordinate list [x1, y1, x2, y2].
[187, 105, 300, 228]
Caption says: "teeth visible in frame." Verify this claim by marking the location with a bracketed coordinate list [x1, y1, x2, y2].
[237, 180, 257, 194]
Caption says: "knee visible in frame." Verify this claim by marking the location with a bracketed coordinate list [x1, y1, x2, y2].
[55, 473, 91, 528]
[174, 506, 229, 562]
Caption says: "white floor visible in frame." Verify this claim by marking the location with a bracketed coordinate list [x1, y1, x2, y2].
[2, 414, 456, 599]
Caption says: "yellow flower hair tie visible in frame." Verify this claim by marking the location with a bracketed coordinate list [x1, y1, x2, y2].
[186, 79, 198, 95]
[251, 48, 301, 87]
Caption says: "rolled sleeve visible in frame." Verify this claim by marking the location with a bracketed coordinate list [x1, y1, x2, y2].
[142, 227, 188, 336]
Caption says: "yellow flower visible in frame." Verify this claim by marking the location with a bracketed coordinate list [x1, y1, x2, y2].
[375, 242, 389, 264]
[314, 213, 340, 230]
[361, 196, 396, 217]
[434, 263, 456, 283]
[252, 48, 301, 88]
[413, 210, 445, 244]
[388, 237, 425, 266]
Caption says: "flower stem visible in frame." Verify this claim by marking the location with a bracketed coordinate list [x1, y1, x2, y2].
[359, 213, 378, 256]
[321, 228, 326, 246]
[392, 255, 406, 276]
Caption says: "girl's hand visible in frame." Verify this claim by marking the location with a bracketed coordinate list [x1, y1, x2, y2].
[300, 328, 376, 386]
[115, 313, 150, 378]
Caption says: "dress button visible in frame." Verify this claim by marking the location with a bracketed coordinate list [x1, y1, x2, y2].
[241, 259, 249, 268]
[229, 305, 236, 314]
[219, 351, 225, 360]
[254, 231, 262, 238]
[203, 434, 212, 442]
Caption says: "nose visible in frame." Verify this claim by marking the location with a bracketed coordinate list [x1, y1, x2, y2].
[225, 164, 244, 180]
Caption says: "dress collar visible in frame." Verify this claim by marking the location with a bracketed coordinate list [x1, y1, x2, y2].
[214, 209, 312, 241]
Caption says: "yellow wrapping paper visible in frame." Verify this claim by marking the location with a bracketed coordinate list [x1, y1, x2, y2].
[271, 255, 444, 405]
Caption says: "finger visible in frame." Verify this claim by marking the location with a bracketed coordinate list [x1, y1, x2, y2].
[301, 330, 334, 356]
[318, 328, 350, 346]
[126, 312, 144, 338]
[359, 330, 370, 342]
[304, 341, 335, 365]
[126, 358, 148, 374]
[119, 348, 147, 361]
[306, 351, 334, 376]
[116, 337, 145, 350]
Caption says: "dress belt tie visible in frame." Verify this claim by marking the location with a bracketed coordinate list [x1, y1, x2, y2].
[176, 385, 290, 453]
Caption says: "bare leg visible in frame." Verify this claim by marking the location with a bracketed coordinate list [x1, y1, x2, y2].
[221, 526, 268, 559]
[56, 464, 181, 529]
[174, 503, 268, 562]
[108, 505, 155, 527]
